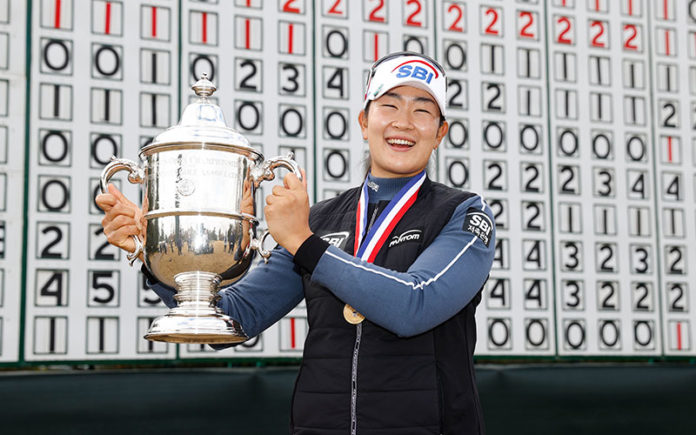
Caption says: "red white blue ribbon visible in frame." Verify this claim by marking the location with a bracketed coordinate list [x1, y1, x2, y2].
[353, 171, 426, 263]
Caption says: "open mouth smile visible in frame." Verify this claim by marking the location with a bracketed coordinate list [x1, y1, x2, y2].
[386, 137, 416, 149]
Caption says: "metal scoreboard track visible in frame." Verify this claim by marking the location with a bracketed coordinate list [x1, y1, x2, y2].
[0, 0, 694, 365]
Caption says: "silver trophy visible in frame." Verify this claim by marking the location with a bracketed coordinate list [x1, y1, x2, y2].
[100, 75, 301, 344]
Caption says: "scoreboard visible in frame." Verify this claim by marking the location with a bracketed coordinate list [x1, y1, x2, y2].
[0, 0, 694, 364]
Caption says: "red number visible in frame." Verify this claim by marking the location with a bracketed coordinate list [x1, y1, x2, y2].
[557, 17, 573, 44]
[519, 11, 535, 39]
[283, 0, 301, 13]
[591, 21, 606, 47]
[624, 24, 638, 51]
[369, 0, 386, 22]
[327, 0, 342, 15]
[406, 0, 422, 27]
[485, 8, 499, 35]
[447, 3, 463, 32]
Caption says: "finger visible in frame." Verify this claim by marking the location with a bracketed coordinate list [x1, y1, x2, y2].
[95, 194, 117, 212]
[104, 204, 137, 223]
[271, 185, 286, 197]
[108, 226, 140, 251]
[108, 183, 137, 208]
[102, 215, 139, 234]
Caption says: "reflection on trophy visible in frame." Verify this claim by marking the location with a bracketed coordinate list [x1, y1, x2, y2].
[100, 74, 301, 344]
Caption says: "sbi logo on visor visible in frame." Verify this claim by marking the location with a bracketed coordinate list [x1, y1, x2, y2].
[393, 60, 439, 84]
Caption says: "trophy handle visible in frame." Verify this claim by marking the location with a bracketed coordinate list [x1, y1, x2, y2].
[249, 152, 303, 262]
[248, 228, 273, 263]
[100, 156, 146, 266]
[250, 152, 303, 188]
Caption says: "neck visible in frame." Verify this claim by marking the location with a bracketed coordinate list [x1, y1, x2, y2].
[365, 172, 421, 203]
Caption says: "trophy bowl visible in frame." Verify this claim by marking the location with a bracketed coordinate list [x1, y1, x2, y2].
[100, 75, 301, 344]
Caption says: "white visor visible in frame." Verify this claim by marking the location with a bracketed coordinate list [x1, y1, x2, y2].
[363, 52, 447, 118]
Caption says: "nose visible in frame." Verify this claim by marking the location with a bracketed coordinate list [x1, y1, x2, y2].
[391, 109, 414, 130]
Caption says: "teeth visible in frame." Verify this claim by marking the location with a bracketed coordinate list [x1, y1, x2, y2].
[387, 138, 415, 146]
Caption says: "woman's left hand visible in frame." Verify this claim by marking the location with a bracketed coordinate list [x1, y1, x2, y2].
[264, 169, 313, 255]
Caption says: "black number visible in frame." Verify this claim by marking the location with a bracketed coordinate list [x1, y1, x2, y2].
[447, 160, 468, 188]
[520, 124, 540, 152]
[445, 42, 466, 70]
[524, 202, 542, 230]
[669, 283, 686, 311]
[40, 225, 64, 259]
[667, 246, 685, 274]
[40, 272, 64, 306]
[595, 169, 613, 196]
[486, 162, 504, 190]
[41, 130, 69, 163]
[484, 83, 503, 111]
[558, 129, 578, 156]
[523, 164, 540, 192]
[236, 101, 261, 131]
[564, 281, 581, 308]
[238, 59, 258, 91]
[599, 282, 617, 310]
[634, 283, 650, 311]
[626, 135, 646, 161]
[632, 247, 649, 274]
[664, 174, 681, 200]
[592, 133, 612, 159]
[447, 120, 468, 148]
[326, 67, 346, 99]
[559, 165, 578, 194]
[91, 271, 115, 304]
[662, 102, 677, 128]
[563, 242, 580, 270]
[488, 279, 507, 306]
[598, 244, 616, 272]
[630, 172, 646, 198]
[281, 64, 300, 94]
[525, 240, 543, 268]
[525, 280, 543, 308]
[447, 79, 464, 108]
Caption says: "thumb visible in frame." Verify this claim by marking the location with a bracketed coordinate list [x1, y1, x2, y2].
[285, 172, 303, 190]
[300, 168, 307, 190]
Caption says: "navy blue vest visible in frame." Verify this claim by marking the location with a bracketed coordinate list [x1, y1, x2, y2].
[291, 178, 485, 435]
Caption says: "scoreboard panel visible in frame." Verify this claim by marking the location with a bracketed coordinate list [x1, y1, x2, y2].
[0, 0, 25, 363]
[0, 0, 693, 363]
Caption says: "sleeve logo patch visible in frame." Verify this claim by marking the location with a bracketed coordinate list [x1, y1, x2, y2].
[320, 231, 349, 250]
[463, 208, 492, 247]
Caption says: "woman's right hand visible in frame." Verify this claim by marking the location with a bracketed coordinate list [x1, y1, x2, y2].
[95, 184, 145, 261]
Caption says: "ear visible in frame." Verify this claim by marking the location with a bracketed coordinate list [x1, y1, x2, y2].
[434, 121, 449, 149]
[358, 110, 369, 141]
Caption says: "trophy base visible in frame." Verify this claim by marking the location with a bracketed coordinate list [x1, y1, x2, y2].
[145, 312, 248, 344]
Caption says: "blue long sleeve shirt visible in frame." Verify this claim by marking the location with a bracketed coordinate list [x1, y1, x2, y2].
[148, 175, 495, 339]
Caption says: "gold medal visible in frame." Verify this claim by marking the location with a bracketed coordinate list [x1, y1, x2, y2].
[343, 304, 365, 324]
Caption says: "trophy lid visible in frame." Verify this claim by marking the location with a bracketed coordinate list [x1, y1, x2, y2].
[140, 74, 261, 159]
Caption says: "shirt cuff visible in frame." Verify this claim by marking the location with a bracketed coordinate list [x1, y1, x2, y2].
[293, 234, 330, 273]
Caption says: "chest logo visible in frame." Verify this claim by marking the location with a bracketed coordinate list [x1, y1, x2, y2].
[388, 229, 422, 248]
[320, 231, 349, 250]
[463, 208, 493, 247]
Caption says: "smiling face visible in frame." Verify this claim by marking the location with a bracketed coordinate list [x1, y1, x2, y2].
[359, 85, 448, 178]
